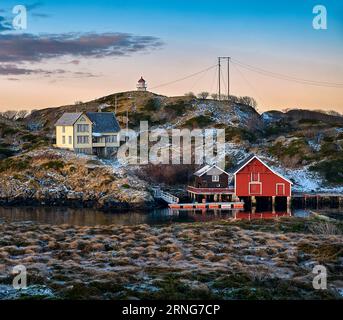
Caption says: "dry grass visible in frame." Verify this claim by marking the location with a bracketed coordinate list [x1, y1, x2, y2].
[0, 217, 342, 300]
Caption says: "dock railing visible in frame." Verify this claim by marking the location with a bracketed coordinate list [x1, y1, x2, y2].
[152, 187, 179, 204]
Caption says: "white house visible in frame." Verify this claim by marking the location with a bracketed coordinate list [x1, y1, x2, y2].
[55, 112, 120, 157]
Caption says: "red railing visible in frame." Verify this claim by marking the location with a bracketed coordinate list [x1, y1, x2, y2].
[187, 186, 235, 194]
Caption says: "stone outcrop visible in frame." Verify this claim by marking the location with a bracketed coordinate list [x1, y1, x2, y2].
[0, 148, 155, 210]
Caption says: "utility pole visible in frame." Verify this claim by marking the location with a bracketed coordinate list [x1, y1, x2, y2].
[227, 57, 230, 101]
[218, 57, 231, 102]
[218, 57, 221, 101]
[126, 107, 128, 130]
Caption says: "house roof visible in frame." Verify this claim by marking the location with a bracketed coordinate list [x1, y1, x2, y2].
[85, 112, 120, 133]
[232, 154, 293, 184]
[55, 112, 83, 126]
[138, 76, 146, 83]
[194, 164, 229, 177]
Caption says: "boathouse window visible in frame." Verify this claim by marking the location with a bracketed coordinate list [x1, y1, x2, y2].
[276, 183, 285, 195]
[212, 175, 219, 182]
[249, 182, 262, 195]
[251, 172, 260, 182]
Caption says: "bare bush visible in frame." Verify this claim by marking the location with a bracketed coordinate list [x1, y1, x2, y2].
[197, 92, 209, 100]
[308, 221, 342, 235]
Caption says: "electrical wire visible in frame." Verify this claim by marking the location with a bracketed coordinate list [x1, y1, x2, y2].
[231, 58, 343, 88]
[150, 64, 217, 90]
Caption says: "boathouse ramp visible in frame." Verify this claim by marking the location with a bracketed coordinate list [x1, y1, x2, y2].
[152, 187, 179, 204]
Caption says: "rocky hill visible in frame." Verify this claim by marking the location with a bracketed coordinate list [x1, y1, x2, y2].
[0, 90, 342, 205]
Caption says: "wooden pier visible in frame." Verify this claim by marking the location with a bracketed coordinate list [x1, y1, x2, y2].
[168, 202, 244, 210]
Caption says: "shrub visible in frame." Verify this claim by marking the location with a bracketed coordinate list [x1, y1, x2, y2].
[0, 157, 30, 172]
[164, 102, 187, 116]
[41, 160, 65, 170]
[0, 147, 15, 158]
[310, 158, 343, 184]
[184, 115, 214, 128]
[144, 98, 160, 112]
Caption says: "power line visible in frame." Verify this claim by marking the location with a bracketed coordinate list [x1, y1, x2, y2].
[231, 58, 343, 88]
[210, 66, 218, 94]
[150, 64, 217, 90]
[232, 62, 266, 107]
[189, 64, 214, 92]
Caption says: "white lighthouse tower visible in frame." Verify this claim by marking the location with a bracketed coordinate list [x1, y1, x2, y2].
[137, 76, 147, 91]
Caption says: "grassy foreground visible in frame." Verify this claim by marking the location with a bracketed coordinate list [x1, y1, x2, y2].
[0, 216, 342, 300]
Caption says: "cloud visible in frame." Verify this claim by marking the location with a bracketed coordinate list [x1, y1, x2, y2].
[67, 60, 81, 65]
[0, 64, 64, 75]
[0, 64, 98, 78]
[25, 1, 44, 11]
[0, 32, 163, 63]
[0, 15, 12, 32]
[32, 13, 51, 18]
[26, 2, 51, 18]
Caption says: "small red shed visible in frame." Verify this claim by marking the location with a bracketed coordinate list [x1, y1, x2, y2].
[233, 155, 292, 197]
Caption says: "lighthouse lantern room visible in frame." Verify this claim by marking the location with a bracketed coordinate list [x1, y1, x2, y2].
[137, 76, 147, 91]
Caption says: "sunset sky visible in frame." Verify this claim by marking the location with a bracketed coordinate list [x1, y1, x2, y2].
[0, 0, 342, 112]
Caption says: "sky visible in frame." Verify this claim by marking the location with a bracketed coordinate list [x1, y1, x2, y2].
[0, 0, 342, 112]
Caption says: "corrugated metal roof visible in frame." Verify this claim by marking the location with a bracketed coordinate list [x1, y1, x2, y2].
[86, 112, 120, 133]
[55, 112, 83, 126]
[194, 164, 228, 177]
[194, 165, 212, 176]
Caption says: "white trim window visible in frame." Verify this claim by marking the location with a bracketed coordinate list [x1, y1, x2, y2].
[68, 136, 72, 144]
[276, 183, 285, 196]
[62, 126, 66, 133]
[77, 136, 89, 144]
[62, 136, 65, 144]
[212, 175, 220, 182]
[77, 124, 89, 133]
[105, 135, 117, 143]
[251, 172, 260, 182]
[249, 182, 262, 195]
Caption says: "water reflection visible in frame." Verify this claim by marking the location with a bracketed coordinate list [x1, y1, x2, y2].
[0, 206, 340, 226]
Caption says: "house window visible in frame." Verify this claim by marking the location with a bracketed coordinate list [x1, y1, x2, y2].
[105, 135, 117, 143]
[68, 136, 72, 144]
[77, 136, 89, 144]
[62, 136, 65, 144]
[62, 126, 65, 133]
[251, 172, 260, 182]
[77, 124, 89, 132]
[212, 175, 219, 182]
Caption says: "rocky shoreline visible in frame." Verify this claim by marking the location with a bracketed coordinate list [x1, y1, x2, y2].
[0, 148, 158, 211]
[0, 197, 157, 211]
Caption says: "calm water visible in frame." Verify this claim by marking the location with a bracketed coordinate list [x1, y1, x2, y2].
[0, 206, 340, 226]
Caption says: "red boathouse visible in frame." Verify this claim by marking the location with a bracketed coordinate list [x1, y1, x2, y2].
[188, 154, 293, 208]
[233, 155, 292, 197]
